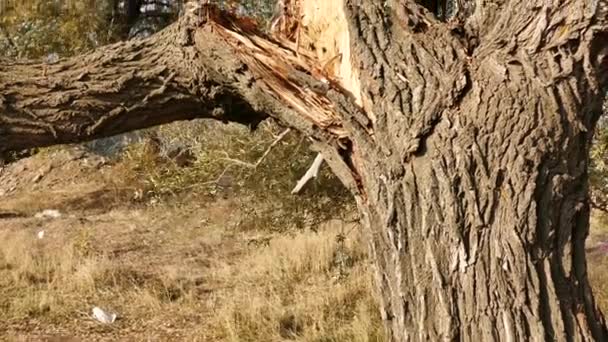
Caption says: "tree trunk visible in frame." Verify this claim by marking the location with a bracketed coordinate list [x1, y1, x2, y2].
[1, 0, 608, 340]
[122, 0, 143, 38]
[334, 1, 608, 340]
[356, 74, 607, 340]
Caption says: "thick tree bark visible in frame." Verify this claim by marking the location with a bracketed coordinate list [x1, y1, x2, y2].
[0, 18, 269, 152]
[1, 0, 608, 340]
[338, 1, 608, 340]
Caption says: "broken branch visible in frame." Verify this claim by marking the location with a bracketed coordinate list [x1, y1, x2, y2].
[291, 152, 324, 194]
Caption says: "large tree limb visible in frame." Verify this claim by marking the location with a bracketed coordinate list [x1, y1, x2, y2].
[0, 20, 269, 153]
[0, 5, 355, 150]
[0, 3, 366, 193]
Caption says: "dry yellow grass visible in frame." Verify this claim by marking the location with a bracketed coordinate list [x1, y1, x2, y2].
[3, 204, 607, 341]
[208, 221, 383, 342]
[588, 212, 608, 314]
[0, 202, 383, 341]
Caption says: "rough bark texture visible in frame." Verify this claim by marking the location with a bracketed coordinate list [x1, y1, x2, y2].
[342, 1, 608, 340]
[2, 0, 608, 340]
[0, 18, 270, 153]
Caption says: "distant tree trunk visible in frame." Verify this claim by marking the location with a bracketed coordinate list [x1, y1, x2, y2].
[126, 0, 142, 25]
[122, 0, 143, 38]
[1, 0, 607, 340]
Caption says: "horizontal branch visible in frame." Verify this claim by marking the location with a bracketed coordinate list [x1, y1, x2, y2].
[0, 20, 272, 153]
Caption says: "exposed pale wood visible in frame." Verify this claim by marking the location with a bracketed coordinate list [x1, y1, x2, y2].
[291, 152, 324, 194]
[297, 0, 362, 105]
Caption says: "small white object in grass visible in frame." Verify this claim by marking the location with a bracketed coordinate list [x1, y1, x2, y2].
[45, 52, 59, 64]
[92, 306, 117, 324]
[37, 230, 45, 239]
[34, 209, 62, 219]
[292, 153, 324, 194]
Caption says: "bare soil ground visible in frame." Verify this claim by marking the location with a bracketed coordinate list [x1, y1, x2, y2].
[0, 147, 382, 341]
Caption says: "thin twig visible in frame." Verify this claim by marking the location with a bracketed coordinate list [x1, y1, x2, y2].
[193, 128, 292, 189]
[253, 128, 291, 168]
[218, 128, 291, 169]
[218, 156, 256, 168]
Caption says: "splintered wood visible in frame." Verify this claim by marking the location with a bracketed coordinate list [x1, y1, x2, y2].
[203, 0, 362, 140]
[269, 0, 361, 106]
[297, 0, 361, 105]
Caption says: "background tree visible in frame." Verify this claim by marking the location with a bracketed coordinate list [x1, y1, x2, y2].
[1, 0, 608, 340]
[590, 93, 608, 212]
[0, 1, 116, 59]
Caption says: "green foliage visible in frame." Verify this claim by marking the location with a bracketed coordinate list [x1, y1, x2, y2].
[0, 0, 277, 60]
[0, 1, 118, 59]
[590, 93, 608, 211]
[116, 120, 353, 233]
[231, 0, 276, 25]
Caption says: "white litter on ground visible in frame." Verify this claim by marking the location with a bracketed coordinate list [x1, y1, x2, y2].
[92, 306, 117, 324]
[34, 209, 62, 219]
[37, 230, 45, 239]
